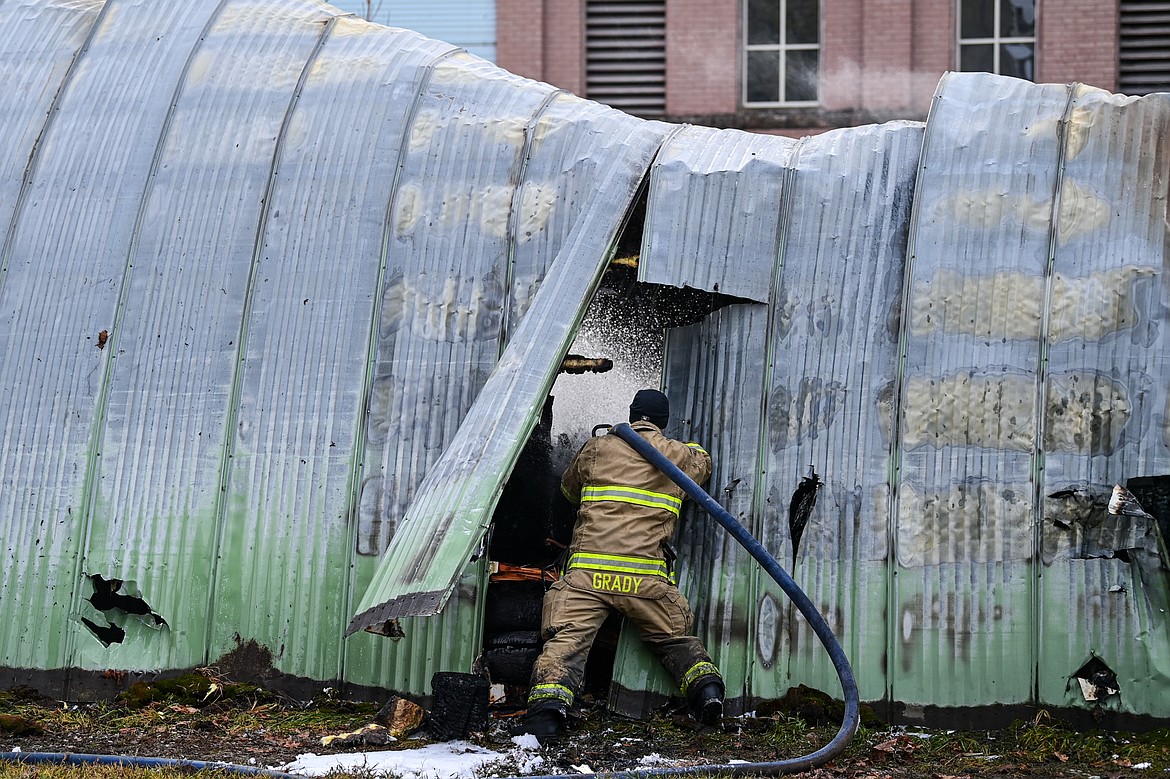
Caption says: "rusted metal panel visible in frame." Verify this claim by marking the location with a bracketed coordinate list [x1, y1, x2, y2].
[640, 125, 795, 303]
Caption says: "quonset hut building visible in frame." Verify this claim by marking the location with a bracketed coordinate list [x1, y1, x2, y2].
[1, 0, 1168, 725]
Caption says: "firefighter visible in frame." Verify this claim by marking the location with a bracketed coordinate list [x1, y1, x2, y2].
[517, 389, 724, 742]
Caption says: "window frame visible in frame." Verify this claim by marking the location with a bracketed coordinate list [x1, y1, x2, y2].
[955, 0, 1039, 80]
[742, 0, 821, 108]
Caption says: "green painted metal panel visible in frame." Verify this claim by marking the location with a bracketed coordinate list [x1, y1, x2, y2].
[1036, 84, 1170, 714]
[72, 0, 342, 675]
[890, 73, 1072, 706]
[209, 22, 458, 684]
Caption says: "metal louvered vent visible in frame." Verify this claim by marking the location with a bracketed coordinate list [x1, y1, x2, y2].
[586, 1, 665, 119]
[1120, 1, 1170, 95]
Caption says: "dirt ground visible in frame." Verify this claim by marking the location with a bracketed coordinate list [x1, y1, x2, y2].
[1, 680, 1167, 778]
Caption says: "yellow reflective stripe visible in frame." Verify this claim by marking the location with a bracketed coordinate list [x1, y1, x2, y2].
[568, 552, 668, 577]
[581, 485, 681, 515]
[529, 683, 574, 707]
[560, 482, 580, 504]
[686, 442, 708, 456]
[680, 661, 721, 695]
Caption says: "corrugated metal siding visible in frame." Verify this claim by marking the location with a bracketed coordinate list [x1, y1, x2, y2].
[640, 125, 796, 302]
[342, 51, 560, 683]
[0, 0, 247, 676]
[765, 122, 920, 705]
[209, 21, 456, 683]
[1037, 84, 1170, 713]
[0, 0, 102, 675]
[72, 0, 342, 678]
[891, 73, 1072, 707]
[351, 104, 672, 628]
[613, 120, 922, 714]
[611, 305, 772, 717]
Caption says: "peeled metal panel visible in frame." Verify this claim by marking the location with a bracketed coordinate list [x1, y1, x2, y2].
[611, 305, 771, 717]
[640, 126, 796, 303]
[345, 96, 673, 694]
[209, 23, 454, 683]
[353, 53, 557, 561]
[504, 93, 625, 335]
[0, 0, 101, 253]
[342, 53, 561, 685]
[349, 107, 672, 631]
[757, 122, 921, 704]
[0, 0, 229, 675]
[891, 72, 1072, 706]
[1037, 85, 1170, 714]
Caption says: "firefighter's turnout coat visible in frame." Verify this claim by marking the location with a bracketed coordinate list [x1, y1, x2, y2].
[527, 420, 723, 712]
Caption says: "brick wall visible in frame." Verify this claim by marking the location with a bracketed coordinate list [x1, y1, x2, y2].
[498, 0, 585, 95]
[500, 0, 1124, 130]
[1038, 0, 1118, 91]
[822, 0, 862, 110]
[544, 0, 585, 95]
[910, 0, 952, 113]
[497, 0, 545, 80]
[665, 0, 739, 116]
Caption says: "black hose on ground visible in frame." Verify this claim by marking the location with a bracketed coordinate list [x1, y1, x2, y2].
[0, 751, 300, 777]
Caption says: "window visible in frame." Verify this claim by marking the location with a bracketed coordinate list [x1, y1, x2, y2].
[743, 0, 820, 106]
[958, 0, 1036, 81]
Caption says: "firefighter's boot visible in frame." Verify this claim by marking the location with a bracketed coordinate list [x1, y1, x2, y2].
[689, 681, 724, 726]
[511, 703, 567, 745]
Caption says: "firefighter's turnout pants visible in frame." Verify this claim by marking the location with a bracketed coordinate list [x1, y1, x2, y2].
[527, 420, 722, 712]
[527, 567, 721, 711]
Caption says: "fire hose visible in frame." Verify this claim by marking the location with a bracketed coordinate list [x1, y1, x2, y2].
[0, 751, 300, 777]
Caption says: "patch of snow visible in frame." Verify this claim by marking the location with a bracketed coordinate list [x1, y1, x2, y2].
[570, 763, 594, 774]
[1132, 763, 1151, 770]
[636, 753, 676, 767]
[282, 741, 507, 778]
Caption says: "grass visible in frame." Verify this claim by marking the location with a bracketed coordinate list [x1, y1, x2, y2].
[2, 680, 1168, 777]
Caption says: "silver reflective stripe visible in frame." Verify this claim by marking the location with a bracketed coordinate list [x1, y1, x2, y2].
[580, 484, 682, 515]
[568, 551, 668, 577]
